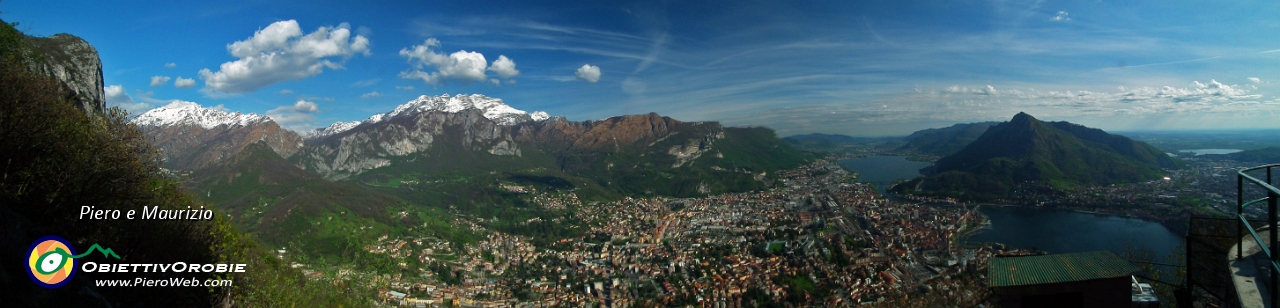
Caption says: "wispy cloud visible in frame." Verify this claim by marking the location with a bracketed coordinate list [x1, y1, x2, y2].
[350, 79, 380, 87]
[1050, 11, 1070, 22]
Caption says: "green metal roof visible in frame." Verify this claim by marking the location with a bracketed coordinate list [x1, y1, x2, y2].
[988, 250, 1141, 287]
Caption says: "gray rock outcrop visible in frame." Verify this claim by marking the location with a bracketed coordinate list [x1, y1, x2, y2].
[296, 108, 522, 180]
[23, 33, 105, 116]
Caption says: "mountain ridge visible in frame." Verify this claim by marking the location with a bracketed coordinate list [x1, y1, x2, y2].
[305, 93, 548, 141]
[133, 101, 304, 170]
[898, 121, 1000, 156]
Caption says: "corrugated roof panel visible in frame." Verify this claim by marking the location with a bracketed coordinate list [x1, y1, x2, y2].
[988, 250, 1141, 287]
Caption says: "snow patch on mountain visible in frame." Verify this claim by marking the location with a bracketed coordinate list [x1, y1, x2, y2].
[132, 101, 269, 129]
[530, 111, 550, 122]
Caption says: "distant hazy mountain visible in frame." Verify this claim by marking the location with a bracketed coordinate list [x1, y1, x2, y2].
[897, 122, 1000, 156]
[1205, 147, 1280, 164]
[782, 133, 909, 152]
[901, 112, 1176, 200]
[133, 101, 304, 171]
[783, 133, 860, 144]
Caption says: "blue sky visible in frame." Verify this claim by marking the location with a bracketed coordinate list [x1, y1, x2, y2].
[6, 0, 1280, 136]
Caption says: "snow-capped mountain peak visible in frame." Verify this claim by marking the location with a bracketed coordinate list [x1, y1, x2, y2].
[381, 94, 535, 125]
[304, 121, 361, 140]
[305, 94, 550, 140]
[132, 101, 269, 129]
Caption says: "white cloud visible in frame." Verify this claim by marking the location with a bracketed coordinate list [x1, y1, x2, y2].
[199, 20, 371, 95]
[164, 63, 176, 68]
[104, 85, 151, 114]
[398, 38, 490, 85]
[1249, 77, 1262, 83]
[149, 76, 171, 87]
[1051, 11, 1070, 22]
[279, 89, 293, 95]
[395, 85, 415, 91]
[105, 85, 128, 103]
[291, 100, 320, 113]
[575, 64, 601, 83]
[267, 100, 321, 132]
[361, 91, 382, 98]
[173, 77, 195, 88]
[488, 55, 519, 78]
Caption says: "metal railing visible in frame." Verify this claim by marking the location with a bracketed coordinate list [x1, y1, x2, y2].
[1237, 164, 1280, 308]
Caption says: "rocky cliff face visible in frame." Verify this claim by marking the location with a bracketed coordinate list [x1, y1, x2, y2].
[295, 108, 521, 180]
[511, 112, 724, 163]
[22, 33, 105, 116]
[133, 102, 304, 171]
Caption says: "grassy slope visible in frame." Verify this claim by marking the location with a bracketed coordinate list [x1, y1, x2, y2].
[191, 141, 478, 257]
[548, 125, 815, 198]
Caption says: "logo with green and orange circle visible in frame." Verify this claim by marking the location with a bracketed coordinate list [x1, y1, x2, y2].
[27, 235, 77, 288]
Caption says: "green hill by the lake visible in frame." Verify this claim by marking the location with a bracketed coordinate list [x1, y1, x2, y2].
[897, 112, 1178, 200]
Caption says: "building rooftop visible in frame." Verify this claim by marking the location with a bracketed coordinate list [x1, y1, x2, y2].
[989, 250, 1142, 287]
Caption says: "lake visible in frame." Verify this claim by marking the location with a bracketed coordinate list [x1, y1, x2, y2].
[967, 206, 1184, 262]
[1179, 148, 1243, 156]
[841, 155, 1186, 264]
[838, 155, 932, 194]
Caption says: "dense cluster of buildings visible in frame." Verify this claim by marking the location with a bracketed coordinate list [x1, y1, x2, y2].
[345, 159, 1033, 307]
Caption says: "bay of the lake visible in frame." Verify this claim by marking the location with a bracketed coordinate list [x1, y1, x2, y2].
[838, 155, 931, 194]
[967, 206, 1184, 262]
[1179, 148, 1243, 156]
